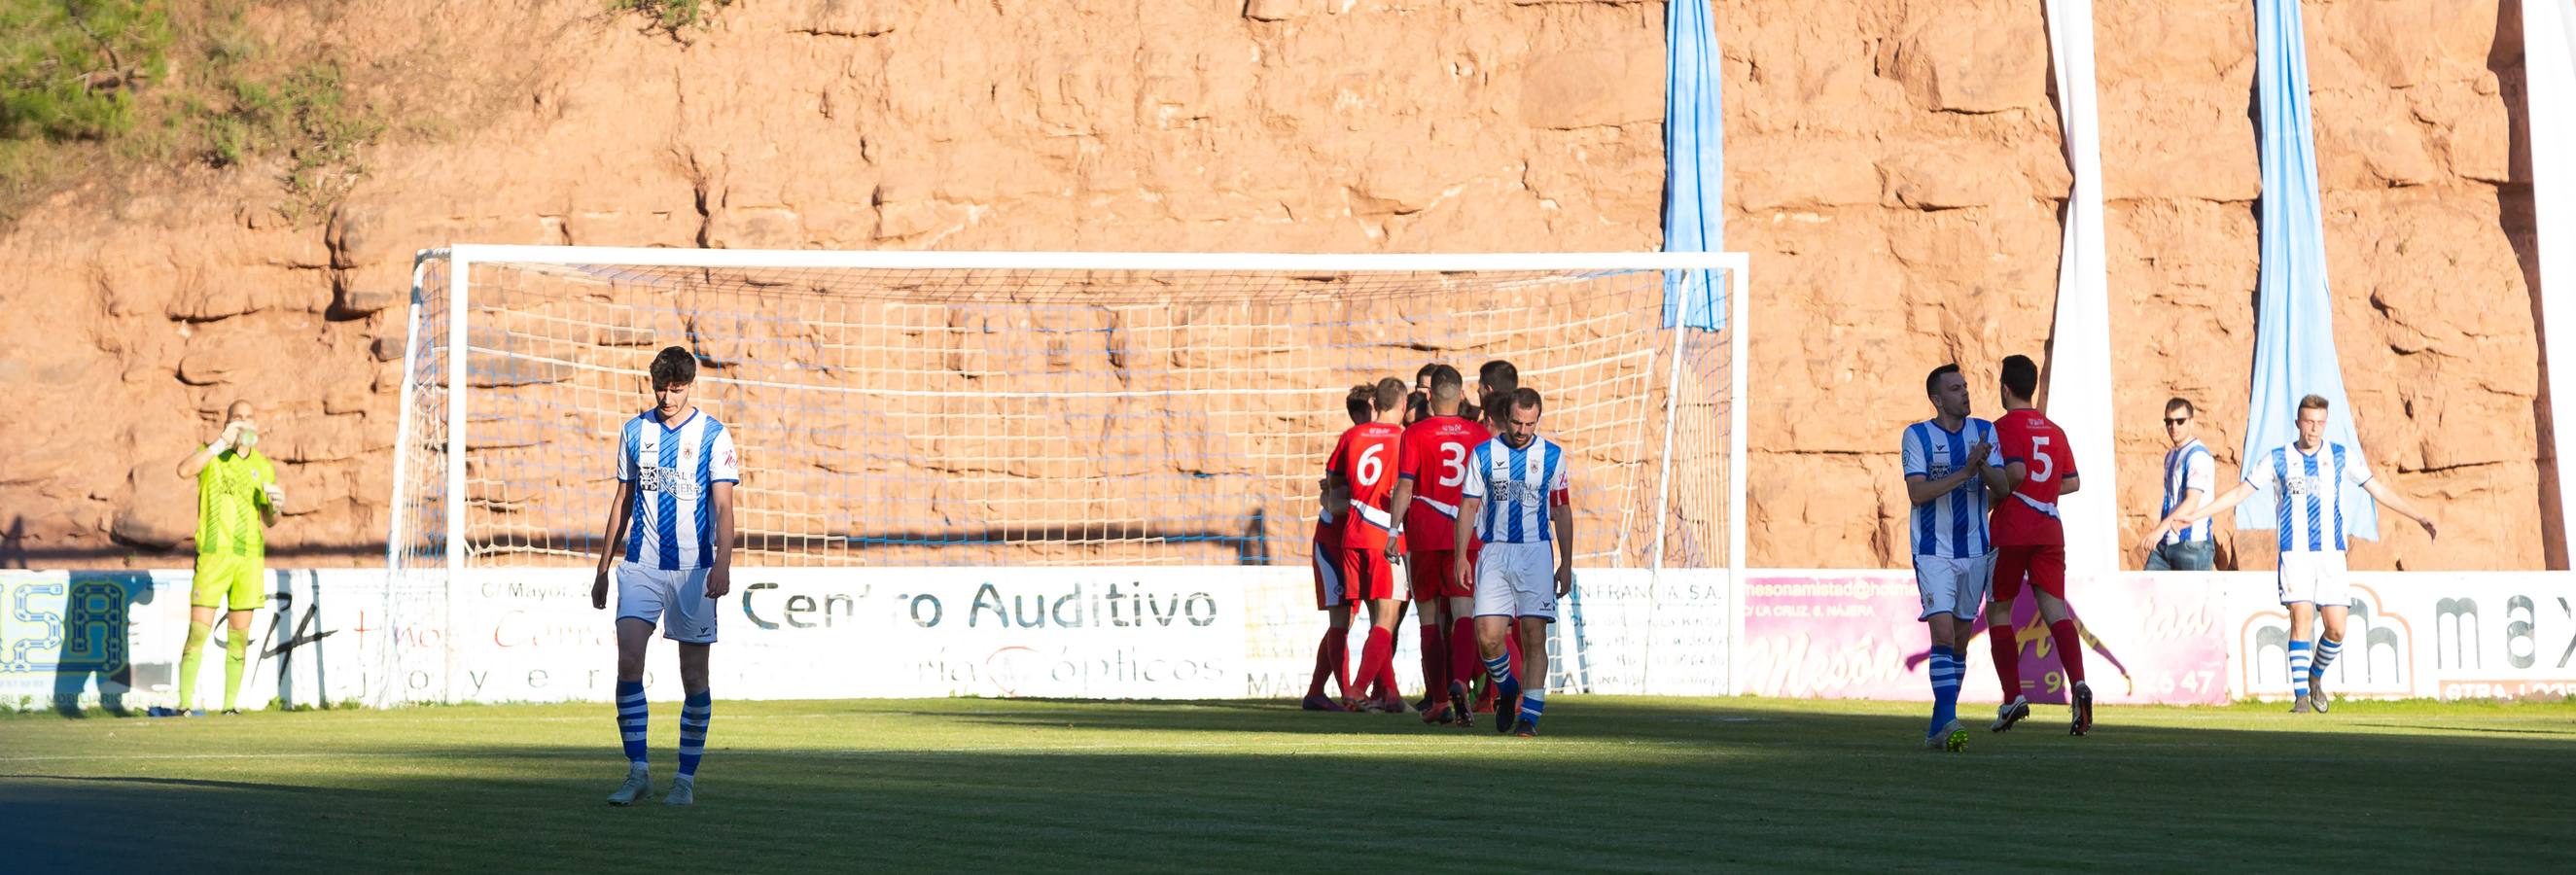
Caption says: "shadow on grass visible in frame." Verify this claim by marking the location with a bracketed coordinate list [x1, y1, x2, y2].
[926, 696, 1808, 743]
[5, 699, 2571, 873]
[0, 773, 311, 792]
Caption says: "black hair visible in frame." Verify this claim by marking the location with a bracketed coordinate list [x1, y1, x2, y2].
[650, 346, 697, 388]
[2000, 355, 2038, 402]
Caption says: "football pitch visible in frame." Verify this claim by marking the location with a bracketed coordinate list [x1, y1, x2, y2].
[7, 697, 2571, 873]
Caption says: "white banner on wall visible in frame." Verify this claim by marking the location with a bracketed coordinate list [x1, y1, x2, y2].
[18, 566, 2576, 708]
[0, 570, 381, 712]
[3, 565, 1733, 708]
[2221, 571, 2576, 701]
[438, 567, 1247, 702]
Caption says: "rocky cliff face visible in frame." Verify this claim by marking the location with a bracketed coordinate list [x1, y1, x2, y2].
[0, 0, 2554, 571]
[1734, 0, 2551, 571]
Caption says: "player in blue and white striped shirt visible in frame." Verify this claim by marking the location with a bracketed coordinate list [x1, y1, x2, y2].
[590, 346, 741, 806]
[2142, 398, 2218, 571]
[1899, 364, 2010, 752]
[2157, 395, 2439, 713]
[1452, 388, 1573, 738]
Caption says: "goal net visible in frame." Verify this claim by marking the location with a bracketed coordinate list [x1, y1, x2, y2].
[382, 247, 1745, 704]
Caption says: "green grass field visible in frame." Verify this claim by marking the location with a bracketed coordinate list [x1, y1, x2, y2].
[7, 696, 2572, 872]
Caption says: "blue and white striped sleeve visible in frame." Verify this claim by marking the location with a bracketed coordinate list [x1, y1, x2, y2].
[615, 418, 638, 483]
[2242, 449, 2275, 492]
[1546, 443, 1570, 504]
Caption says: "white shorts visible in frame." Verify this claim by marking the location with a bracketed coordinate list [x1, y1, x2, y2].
[2277, 550, 2349, 608]
[616, 560, 720, 644]
[1472, 542, 1558, 621]
[1912, 552, 1994, 621]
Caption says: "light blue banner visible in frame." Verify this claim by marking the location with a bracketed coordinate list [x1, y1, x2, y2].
[1661, 0, 1725, 330]
[2242, 0, 2376, 539]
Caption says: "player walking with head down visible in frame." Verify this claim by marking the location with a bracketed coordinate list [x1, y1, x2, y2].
[1453, 388, 1573, 738]
[1902, 364, 2010, 752]
[591, 346, 740, 806]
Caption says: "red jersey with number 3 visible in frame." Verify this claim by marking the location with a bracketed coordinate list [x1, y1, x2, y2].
[1327, 422, 1405, 550]
[1395, 415, 1491, 551]
[1992, 408, 2076, 546]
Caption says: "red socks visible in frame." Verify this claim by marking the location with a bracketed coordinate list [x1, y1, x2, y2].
[1333, 635, 1354, 698]
[1308, 630, 1347, 699]
[2051, 619, 2087, 684]
[1352, 627, 1395, 703]
[1990, 622, 2022, 701]
[1448, 615, 1480, 695]
[1377, 647, 1400, 703]
[1417, 620, 1447, 699]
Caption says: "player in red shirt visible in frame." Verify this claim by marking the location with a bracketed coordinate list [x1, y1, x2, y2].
[1303, 387, 1376, 711]
[1984, 354, 2093, 736]
[1327, 377, 1411, 712]
[1385, 365, 1491, 726]
[1405, 362, 1438, 427]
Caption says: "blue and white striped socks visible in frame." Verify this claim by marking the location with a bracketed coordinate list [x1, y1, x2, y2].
[2287, 640, 2314, 698]
[1483, 651, 1520, 702]
[1521, 689, 1546, 726]
[678, 689, 711, 778]
[616, 681, 649, 764]
[1927, 646, 1962, 737]
[2311, 637, 2342, 681]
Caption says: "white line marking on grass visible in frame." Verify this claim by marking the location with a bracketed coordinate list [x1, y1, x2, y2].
[0, 736, 1714, 765]
[0, 752, 423, 763]
[228, 710, 1083, 727]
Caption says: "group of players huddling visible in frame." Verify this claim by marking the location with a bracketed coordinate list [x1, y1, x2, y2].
[1303, 360, 1574, 740]
[580, 339, 2448, 800]
[582, 349, 1581, 808]
[1907, 356, 2440, 752]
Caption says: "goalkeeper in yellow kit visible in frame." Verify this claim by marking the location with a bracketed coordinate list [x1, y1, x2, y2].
[160, 400, 284, 716]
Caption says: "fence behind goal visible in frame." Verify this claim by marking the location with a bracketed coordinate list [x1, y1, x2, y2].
[384, 247, 1747, 704]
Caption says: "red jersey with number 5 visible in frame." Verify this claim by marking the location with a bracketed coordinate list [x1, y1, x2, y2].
[1992, 408, 2075, 546]
[1327, 422, 1404, 550]
[1394, 415, 1491, 551]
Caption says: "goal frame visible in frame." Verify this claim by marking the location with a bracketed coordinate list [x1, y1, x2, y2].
[390, 244, 1749, 582]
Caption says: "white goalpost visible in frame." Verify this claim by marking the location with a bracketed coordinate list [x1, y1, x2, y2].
[381, 246, 1748, 705]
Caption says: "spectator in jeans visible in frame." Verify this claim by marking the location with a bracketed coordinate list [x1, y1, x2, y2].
[2142, 398, 2217, 570]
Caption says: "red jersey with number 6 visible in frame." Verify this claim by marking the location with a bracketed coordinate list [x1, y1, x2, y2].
[1327, 422, 1405, 550]
[1394, 415, 1491, 551]
[1992, 408, 2076, 546]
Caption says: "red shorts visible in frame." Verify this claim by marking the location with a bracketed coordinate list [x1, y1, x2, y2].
[1342, 547, 1400, 602]
[1991, 543, 2066, 602]
[1407, 550, 1471, 601]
